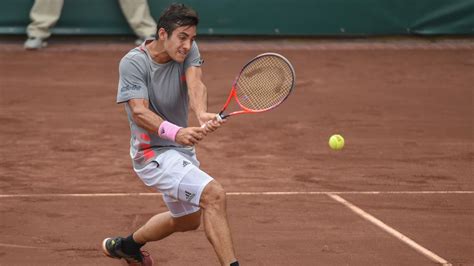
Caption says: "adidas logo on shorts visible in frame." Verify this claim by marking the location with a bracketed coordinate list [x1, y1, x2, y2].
[185, 190, 195, 201]
[182, 160, 190, 167]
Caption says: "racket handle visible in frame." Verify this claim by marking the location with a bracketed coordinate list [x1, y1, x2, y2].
[201, 113, 224, 129]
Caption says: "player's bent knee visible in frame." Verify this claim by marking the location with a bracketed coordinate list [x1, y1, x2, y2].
[200, 181, 226, 210]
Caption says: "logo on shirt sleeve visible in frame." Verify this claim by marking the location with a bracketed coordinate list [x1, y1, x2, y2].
[120, 84, 142, 92]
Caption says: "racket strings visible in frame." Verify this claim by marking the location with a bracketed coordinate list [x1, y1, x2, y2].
[236, 55, 294, 111]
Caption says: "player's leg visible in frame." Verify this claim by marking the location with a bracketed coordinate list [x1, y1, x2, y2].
[137, 160, 238, 265]
[117, 0, 157, 44]
[200, 180, 238, 265]
[25, 0, 64, 49]
[131, 149, 207, 242]
[133, 205, 201, 243]
[103, 202, 201, 265]
[104, 149, 238, 264]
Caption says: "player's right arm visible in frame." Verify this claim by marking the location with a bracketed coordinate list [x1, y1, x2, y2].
[118, 55, 207, 146]
[127, 98, 206, 146]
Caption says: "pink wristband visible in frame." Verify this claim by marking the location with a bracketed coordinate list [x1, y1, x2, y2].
[158, 121, 182, 141]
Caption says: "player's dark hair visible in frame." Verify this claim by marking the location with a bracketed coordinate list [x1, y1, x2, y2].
[156, 3, 199, 37]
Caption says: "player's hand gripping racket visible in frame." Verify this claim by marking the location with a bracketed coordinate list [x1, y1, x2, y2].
[204, 52, 295, 127]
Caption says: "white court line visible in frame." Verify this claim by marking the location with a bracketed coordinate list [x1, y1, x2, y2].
[0, 190, 472, 198]
[328, 193, 452, 266]
[0, 243, 49, 250]
[228, 191, 474, 195]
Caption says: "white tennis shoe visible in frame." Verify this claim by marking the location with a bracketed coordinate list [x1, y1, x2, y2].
[24, 37, 47, 50]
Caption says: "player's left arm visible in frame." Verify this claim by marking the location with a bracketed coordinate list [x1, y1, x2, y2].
[186, 66, 223, 132]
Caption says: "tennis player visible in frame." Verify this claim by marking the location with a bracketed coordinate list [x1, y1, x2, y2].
[102, 4, 239, 266]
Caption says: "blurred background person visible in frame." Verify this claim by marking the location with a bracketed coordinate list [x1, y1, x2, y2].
[24, 0, 157, 49]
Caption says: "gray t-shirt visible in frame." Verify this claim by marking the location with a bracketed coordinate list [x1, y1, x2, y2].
[117, 41, 203, 167]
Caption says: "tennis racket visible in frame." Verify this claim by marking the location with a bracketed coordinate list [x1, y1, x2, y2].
[205, 52, 295, 126]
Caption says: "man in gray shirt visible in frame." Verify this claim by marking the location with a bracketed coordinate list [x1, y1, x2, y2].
[102, 4, 239, 266]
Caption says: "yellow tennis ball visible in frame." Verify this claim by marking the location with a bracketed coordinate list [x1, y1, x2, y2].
[329, 134, 345, 150]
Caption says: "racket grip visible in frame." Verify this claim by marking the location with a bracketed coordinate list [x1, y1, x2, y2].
[201, 114, 224, 129]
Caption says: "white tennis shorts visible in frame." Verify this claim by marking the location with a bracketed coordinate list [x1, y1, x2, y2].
[134, 148, 213, 217]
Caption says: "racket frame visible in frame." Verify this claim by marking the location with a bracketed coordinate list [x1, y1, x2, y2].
[217, 52, 295, 120]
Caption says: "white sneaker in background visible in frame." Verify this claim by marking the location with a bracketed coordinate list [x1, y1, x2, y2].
[134, 38, 145, 46]
[135, 35, 154, 46]
[24, 37, 47, 50]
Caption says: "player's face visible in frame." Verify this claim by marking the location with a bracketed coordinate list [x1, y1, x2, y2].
[164, 26, 197, 63]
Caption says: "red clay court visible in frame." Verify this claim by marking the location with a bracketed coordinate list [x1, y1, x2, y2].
[0, 38, 473, 265]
